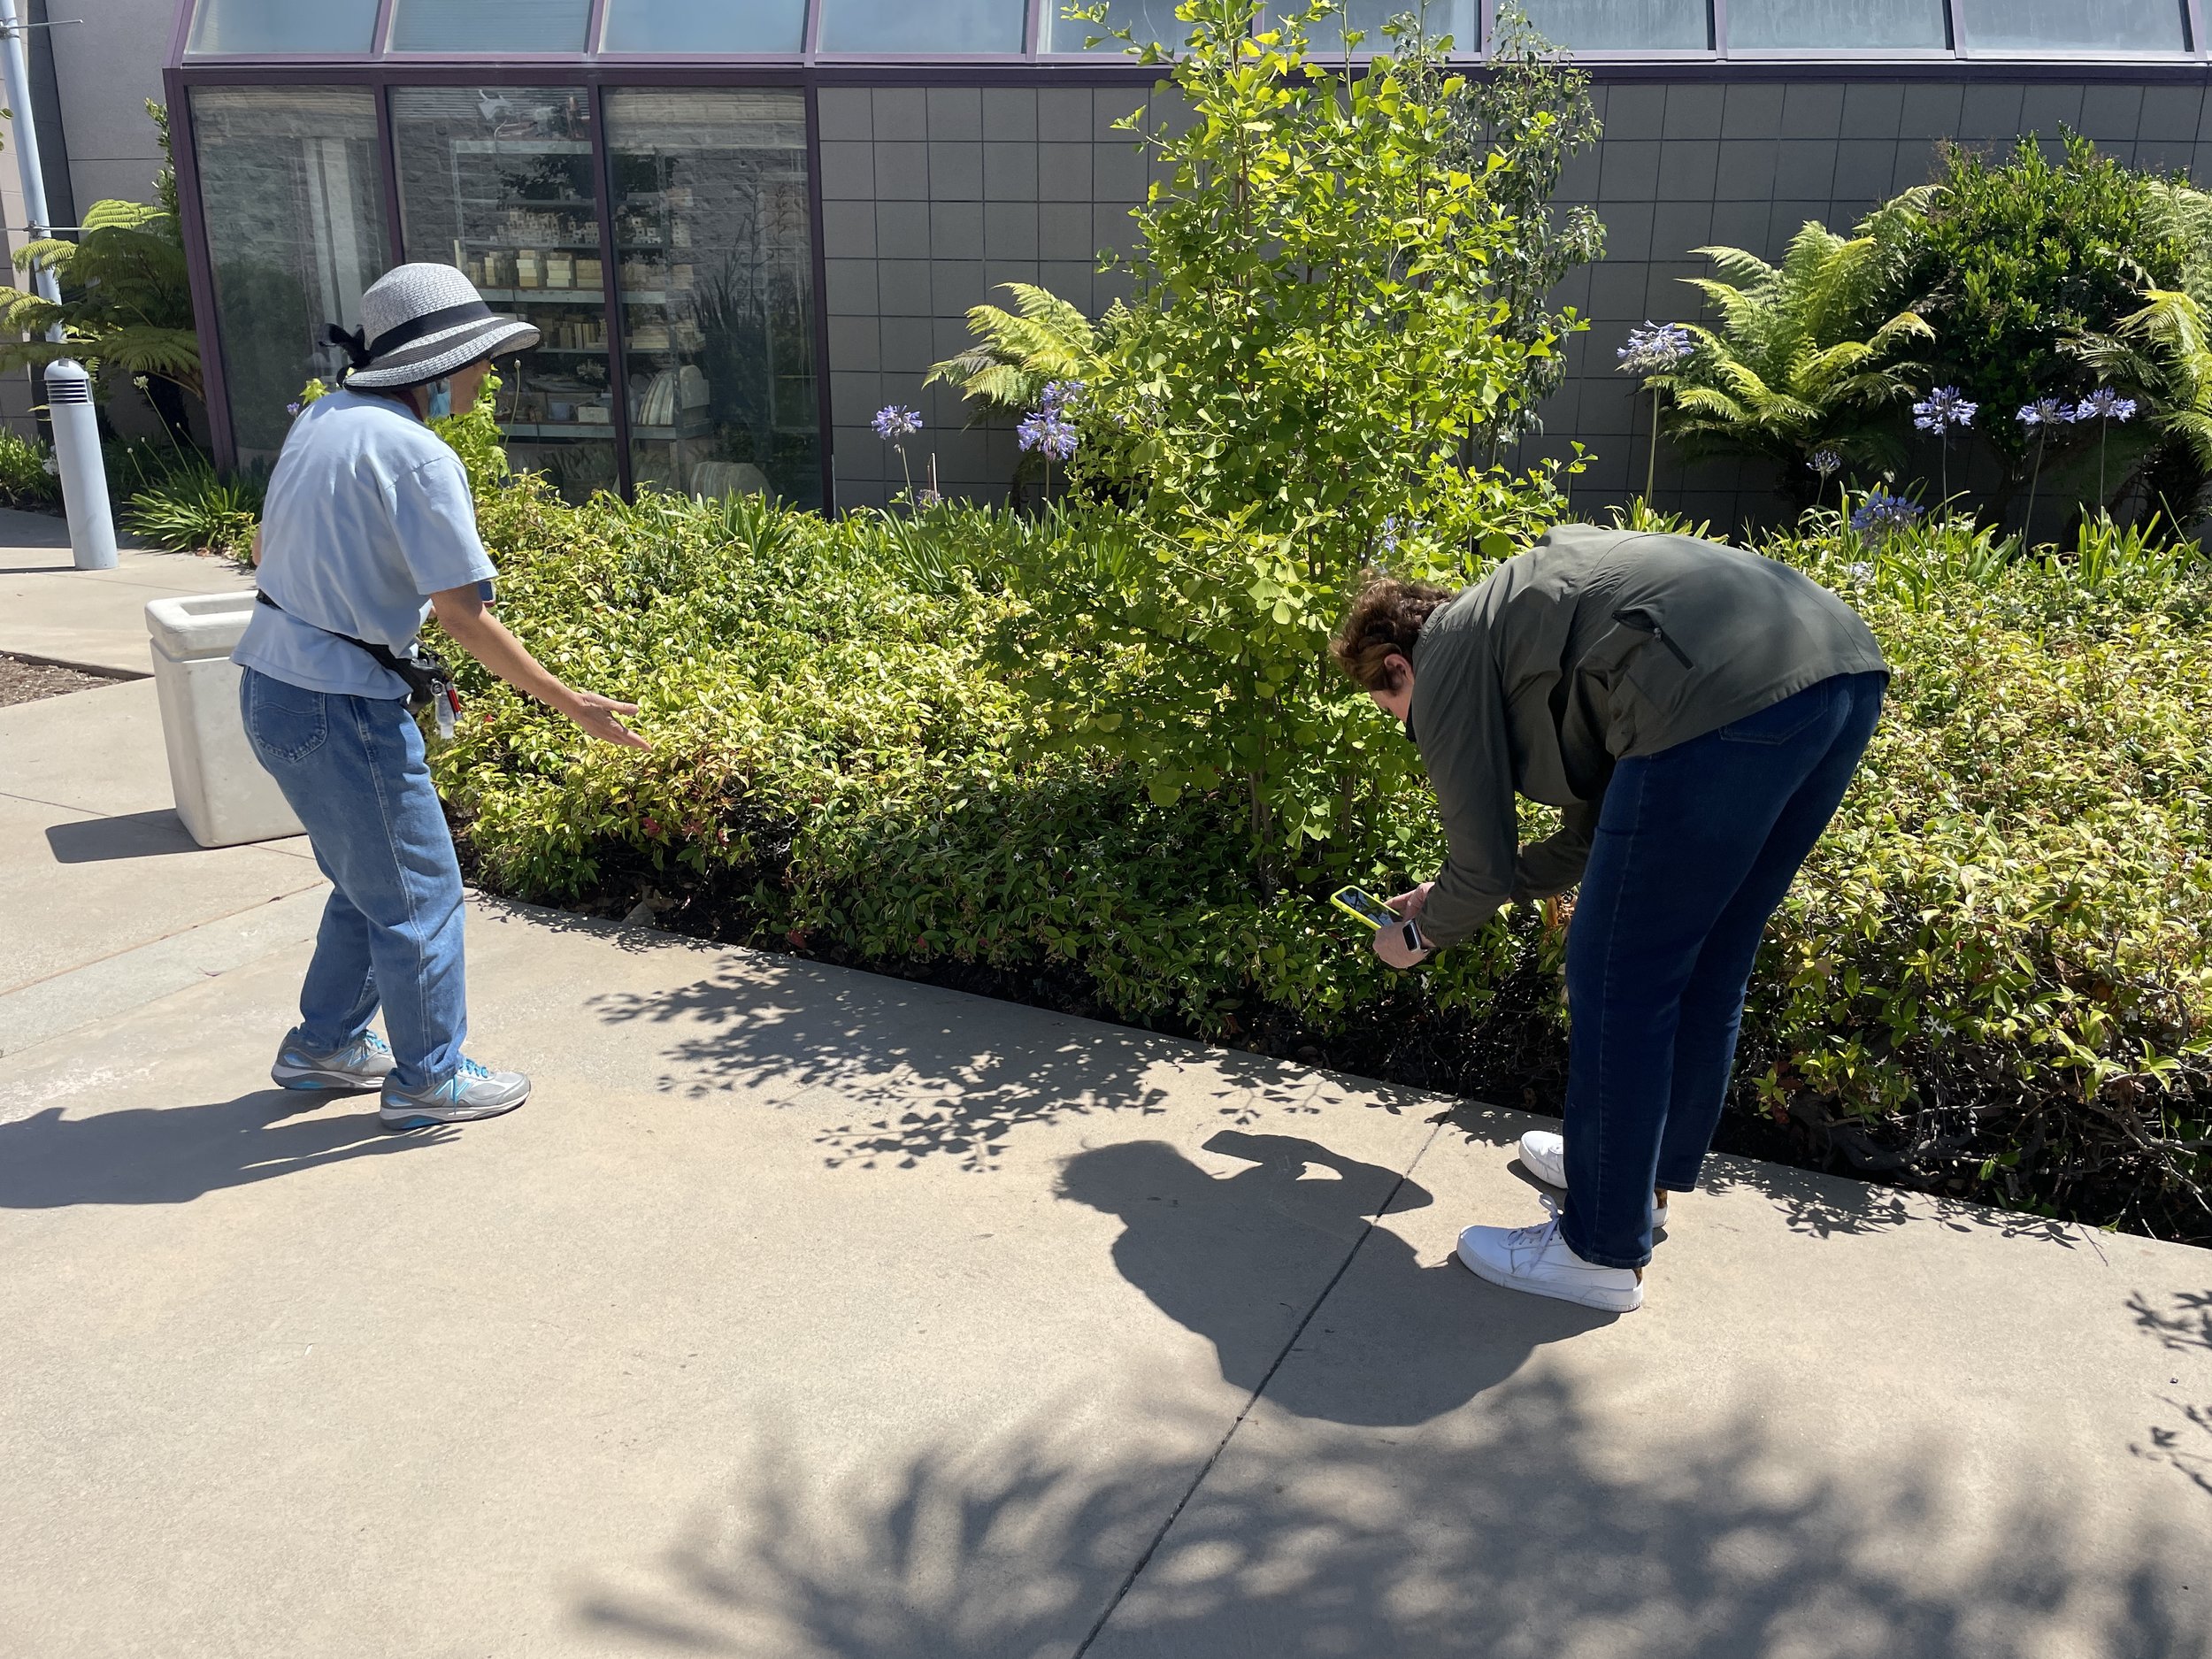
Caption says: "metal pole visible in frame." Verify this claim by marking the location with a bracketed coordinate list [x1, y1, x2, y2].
[0, 0, 114, 569]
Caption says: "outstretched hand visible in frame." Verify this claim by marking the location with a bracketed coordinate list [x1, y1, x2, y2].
[562, 690, 651, 749]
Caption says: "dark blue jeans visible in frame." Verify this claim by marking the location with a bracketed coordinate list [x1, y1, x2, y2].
[1559, 672, 1886, 1270]
[239, 668, 471, 1093]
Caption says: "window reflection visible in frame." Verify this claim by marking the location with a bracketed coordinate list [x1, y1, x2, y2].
[1515, 0, 1709, 50]
[389, 0, 594, 53]
[817, 0, 1026, 53]
[1728, 0, 1946, 50]
[603, 0, 810, 52]
[392, 88, 617, 503]
[1958, 0, 2187, 52]
[187, 0, 382, 54]
[189, 88, 391, 465]
[1041, 0, 1187, 52]
[603, 89, 821, 508]
[1299, 0, 1478, 56]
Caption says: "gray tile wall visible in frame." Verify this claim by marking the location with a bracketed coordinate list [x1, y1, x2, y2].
[1530, 79, 2212, 530]
[817, 76, 2212, 523]
[817, 84, 1159, 509]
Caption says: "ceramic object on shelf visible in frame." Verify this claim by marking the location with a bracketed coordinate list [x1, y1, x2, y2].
[548, 252, 575, 289]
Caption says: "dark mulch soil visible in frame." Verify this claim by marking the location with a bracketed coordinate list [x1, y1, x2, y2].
[0, 652, 119, 707]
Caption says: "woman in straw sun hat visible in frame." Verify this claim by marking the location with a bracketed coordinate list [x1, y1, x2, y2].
[234, 262, 649, 1132]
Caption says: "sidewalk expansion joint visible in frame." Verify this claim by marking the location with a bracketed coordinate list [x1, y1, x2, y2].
[1070, 1115, 1449, 1658]
[3, 882, 328, 1000]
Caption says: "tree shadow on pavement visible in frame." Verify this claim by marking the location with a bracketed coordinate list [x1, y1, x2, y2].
[1057, 1130, 1610, 1426]
[574, 1368, 2211, 1659]
[1442, 1102, 2086, 1246]
[2130, 1287, 2212, 1502]
[0, 1088, 448, 1207]
[588, 958, 1431, 1172]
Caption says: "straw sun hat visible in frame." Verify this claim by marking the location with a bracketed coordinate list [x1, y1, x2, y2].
[327, 263, 541, 390]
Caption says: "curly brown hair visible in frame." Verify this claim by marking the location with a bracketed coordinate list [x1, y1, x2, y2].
[1331, 577, 1458, 691]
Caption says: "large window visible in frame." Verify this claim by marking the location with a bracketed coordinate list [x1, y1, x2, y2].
[1301, 0, 1478, 55]
[392, 87, 617, 502]
[816, 0, 1027, 53]
[1728, 0, 1947, 50]
[189, 88, 391, 465]
[602, 89, 821, 507]
[1514, 0, 1709, 51]
[602, 0, 810, 52]
[187, 0, 383, 55]
[388, 0, 595, 53]
[1042, 0, 1188, 51]
[1958, 0, 2189, 53]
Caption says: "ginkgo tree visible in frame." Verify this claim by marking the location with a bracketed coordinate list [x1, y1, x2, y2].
[988, 0, 1579, 870]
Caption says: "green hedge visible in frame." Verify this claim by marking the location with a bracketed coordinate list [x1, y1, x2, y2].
[434, 484, 2212, 1241]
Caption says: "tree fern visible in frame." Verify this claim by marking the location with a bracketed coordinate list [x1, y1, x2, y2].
[1641, 198, 1937, 486]
[0, 103, 201, 420]
[926, 282, 1111, 420]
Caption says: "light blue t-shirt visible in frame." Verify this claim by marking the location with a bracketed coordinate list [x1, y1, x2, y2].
[233, 389, 496, 700]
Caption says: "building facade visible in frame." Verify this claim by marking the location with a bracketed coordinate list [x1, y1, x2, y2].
[161, 1, 2212, 522]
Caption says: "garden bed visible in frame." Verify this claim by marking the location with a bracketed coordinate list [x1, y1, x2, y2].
[0, 652, 122, 708]
[431, 487, 2212, 1246]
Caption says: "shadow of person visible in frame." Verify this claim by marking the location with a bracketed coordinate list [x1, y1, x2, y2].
[0, 1088, 452, 1209]
[1059, 1131, 1609, 1427]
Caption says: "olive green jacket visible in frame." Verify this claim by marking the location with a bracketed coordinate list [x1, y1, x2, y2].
[1406, 525, 1889, 949]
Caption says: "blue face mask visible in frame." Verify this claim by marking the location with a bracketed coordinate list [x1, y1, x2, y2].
[427, 380, 452, 419]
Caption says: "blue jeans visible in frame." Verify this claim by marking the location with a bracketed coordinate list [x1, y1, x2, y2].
[1559, 672, 1886, 1270]
[240, 668, 469, 1092]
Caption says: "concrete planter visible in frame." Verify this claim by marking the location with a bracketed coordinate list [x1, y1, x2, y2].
[144, 592, 303, 848]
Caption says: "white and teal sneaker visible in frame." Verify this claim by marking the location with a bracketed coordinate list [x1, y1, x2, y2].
[272, 1030, 396, 1093]
[380, 1058, 531, 1130]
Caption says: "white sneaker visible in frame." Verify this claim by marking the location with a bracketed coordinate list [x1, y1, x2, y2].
[1517, 1129, 1670, 1229]
[1455, 1199, 1644, 1312]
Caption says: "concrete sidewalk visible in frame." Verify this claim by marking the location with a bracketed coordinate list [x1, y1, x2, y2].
[1, 558, 2208, 1657]
[0, 507, 249, 677]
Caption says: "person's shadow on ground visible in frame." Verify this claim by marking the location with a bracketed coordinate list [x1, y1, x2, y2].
[0, 1089, 450, 1208]
[1058, 1130, 1610, 1427]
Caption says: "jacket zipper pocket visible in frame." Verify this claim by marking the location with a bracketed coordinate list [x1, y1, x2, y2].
[1612, 608, 1694, 671]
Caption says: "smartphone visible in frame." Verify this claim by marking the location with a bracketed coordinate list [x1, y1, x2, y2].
[1331, 886, 1425, 953]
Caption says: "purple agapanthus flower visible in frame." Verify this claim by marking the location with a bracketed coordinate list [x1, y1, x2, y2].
[2016, 397, 2069, 429]
[1850, 488, 1924, 534]
[1017, 409, 1079, 462]
[287, 400, 303, 418]
[1808, 448, 1843, 479]
[1616, 321, 1694, 375]
[872, 405, 923, 441]
[1036, 379, 1086, 416]
[1912, 387, 1978, 435]
[2071, 388, 2139, 424]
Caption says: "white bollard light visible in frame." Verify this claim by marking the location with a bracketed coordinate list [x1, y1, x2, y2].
[42, 358, 118, 572]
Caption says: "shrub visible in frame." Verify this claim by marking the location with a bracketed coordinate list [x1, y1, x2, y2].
[1906, 133, 2191, 472]
[434, 486, 2212, 1242]
[0, 429, 60, 510]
